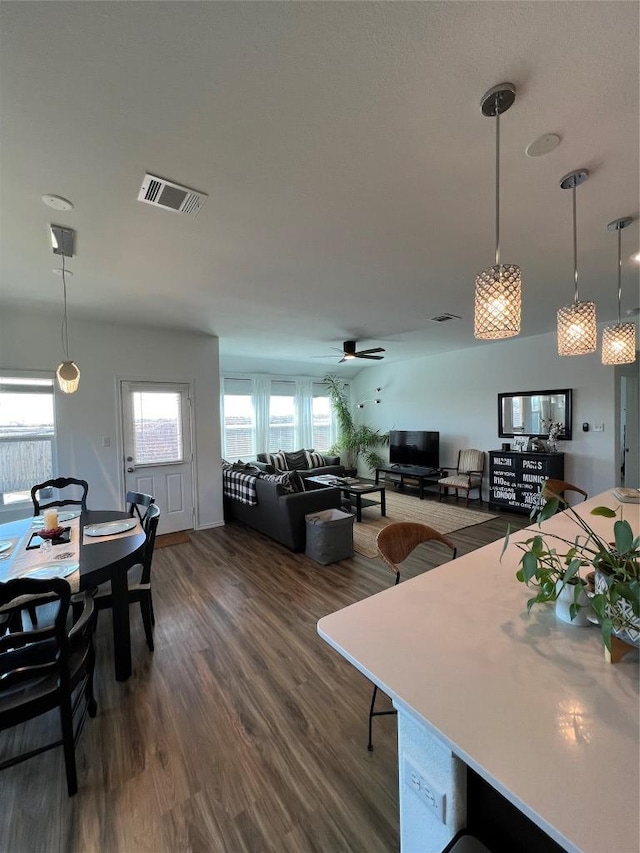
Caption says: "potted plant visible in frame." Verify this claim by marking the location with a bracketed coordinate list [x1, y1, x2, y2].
[503, 491, 640, 653]
[324, 374, 388, 474]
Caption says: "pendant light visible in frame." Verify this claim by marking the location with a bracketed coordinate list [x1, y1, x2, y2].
[601, 217, 636, 365]
[56, 250, 80, 394]
[557, 170, 596, 356]
[474, 83, 521, 340]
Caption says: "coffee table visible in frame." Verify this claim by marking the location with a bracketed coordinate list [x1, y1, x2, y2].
[306, 476, 386, 522]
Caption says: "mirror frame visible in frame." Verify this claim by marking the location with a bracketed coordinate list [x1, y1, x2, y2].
[498, 388, 573, 440]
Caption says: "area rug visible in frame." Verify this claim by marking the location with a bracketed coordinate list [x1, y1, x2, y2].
[155, 531, 191, 549]
[352, 491, 497, 558]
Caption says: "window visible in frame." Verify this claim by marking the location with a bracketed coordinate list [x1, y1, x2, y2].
[0, 376, 55, 505]
[223, 378, 255, 459]
[132, 390, 183, 464]
[269, 381, 296, 452]
[312, 394, 333, 451]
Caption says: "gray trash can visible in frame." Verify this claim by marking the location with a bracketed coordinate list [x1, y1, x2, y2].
[305, 508, 354, 565]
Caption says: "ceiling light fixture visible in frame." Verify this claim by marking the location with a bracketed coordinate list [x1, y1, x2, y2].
[602, 217, 636, 365]
[51, 229, 80, 394]
[474, 83, 521, 341]
[557, 170, 596, 356]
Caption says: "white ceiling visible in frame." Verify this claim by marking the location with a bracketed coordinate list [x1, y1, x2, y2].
[1, 1, 638, 377]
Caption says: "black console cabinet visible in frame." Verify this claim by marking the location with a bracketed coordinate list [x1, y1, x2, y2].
[489, 451, 564, 514]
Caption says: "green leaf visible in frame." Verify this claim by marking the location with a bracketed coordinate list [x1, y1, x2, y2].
[521, 552, 539, 584]
[500, 526, 512, 562]
[600, 618, 613, 653]
[613, 520, 634, 555]
[538, 498, 559, 522]
[591, 506, 617, 518]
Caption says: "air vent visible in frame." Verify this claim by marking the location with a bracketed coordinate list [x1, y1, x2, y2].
[430, 313, 462, 323]
[137, 173, 207, 217]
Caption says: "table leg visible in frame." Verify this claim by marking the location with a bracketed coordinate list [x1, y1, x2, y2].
[355, 494, 362, 523]
[111, 565, 132, 682]
[375, 469, 380, 485]
[380, 489, 386, 517]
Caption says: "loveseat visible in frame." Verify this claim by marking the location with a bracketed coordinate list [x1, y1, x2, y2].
[224, 474, 342, 552]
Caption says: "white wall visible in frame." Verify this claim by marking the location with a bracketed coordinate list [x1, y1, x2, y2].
[0, 308, 223, 528]
[350, 330, 620, 499]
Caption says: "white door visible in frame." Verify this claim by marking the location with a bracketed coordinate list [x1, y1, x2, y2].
[121, 381, 194, 534]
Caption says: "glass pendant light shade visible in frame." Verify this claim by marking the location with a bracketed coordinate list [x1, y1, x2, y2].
[557, 300, 597, 356]
[557, 169, 595, 356]
[474, 83, 521, 341]
[602, 323, 636, 364]
[601, 217, 636, 365]
[56, 360, 80, 393]
[474, 263, 521, 339]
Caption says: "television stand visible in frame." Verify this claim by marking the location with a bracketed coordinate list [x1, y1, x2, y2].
[375, 465, 444, 500]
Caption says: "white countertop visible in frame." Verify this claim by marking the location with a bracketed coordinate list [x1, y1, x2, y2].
[318, 490, 639, 853]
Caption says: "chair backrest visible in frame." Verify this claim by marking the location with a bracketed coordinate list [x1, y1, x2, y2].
[542, 478, 588, 505]
[0, 578, 71, 691]
[457, 449, 485, 475]
[376, 522, 457, 582]
[139, 504, 161, 585]
[127, 491, 155, 523]
[31, 477, 89, 515]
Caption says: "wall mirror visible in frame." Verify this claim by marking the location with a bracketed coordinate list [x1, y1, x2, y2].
[498, 389, 572, 440]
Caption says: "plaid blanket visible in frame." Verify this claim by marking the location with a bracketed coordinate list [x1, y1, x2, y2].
[223, 470, 259, 506]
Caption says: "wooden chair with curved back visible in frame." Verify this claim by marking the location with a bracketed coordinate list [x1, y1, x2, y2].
[92, 503, 161, 652]
[31, 477, 89, 516]
[368, 522, 457, 751]
[126, 491, 155, 524]
[542, 478, 588, 506]
[438, 449, 485, 507]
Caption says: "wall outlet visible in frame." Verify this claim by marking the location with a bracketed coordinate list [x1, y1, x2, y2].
[593, 423, 605, 432]
[403, 756, 446, 823]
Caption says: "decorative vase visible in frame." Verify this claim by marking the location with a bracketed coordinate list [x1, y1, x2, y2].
[595, 568, 640, 649]
[555, 579, 591, 626]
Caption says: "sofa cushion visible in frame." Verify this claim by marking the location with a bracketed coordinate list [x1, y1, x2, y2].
[263, 451, 288, 471]
[284, 450, 309, 471]
[305, 450, 325, 468]
[259, 471, 303, 494]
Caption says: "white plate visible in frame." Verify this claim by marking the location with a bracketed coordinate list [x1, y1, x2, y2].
[26, 562, 79, 580]
[84, 520, 137, 537]
[32, 510, 80, 525]
[0, 541, 13, 554]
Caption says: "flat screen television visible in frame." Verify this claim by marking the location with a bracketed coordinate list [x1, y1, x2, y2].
[389, 430, 439, 470]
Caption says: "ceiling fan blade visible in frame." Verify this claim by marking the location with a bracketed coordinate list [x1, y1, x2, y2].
[338, 356, 347, 363]
[355, 347, 385, 355]
[355, 354, 384, 360]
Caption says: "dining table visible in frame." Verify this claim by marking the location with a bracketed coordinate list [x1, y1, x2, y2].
[0, 509, 146, 681]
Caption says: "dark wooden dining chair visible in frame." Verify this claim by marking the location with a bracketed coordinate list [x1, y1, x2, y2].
[542, 478, 588, 506]
[367, 522, 457, 751]
[126, 491, 155, 524]
[0, 578, 97, 796]
[31, 477, 89, 516]
[92, 504, 161, 652]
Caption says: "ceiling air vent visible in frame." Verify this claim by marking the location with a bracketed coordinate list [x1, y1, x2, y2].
[137, 173, 207, 217]
[430, 313, 462, 323]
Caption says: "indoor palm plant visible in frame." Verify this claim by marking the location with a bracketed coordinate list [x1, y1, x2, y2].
[504, 491, 640, 651]
[324, 374, 388, 473]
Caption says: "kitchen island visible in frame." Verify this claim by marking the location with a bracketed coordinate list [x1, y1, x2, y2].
[318, 490, 639, 852]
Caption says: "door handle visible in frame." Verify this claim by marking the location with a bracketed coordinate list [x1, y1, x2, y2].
[127, 467, 134, 473]
[126, 456, 133, 462]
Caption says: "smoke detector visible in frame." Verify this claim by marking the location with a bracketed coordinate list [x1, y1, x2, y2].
[137, 173, 208, 217]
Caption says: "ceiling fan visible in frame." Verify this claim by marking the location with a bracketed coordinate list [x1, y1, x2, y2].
[315, 340, 386, 363]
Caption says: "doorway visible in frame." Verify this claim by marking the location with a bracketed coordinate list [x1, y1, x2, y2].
[121, 381, 194, 534]
[617, 364, 639, 488]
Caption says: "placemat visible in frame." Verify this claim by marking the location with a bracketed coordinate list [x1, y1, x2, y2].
[82, 518, 142, 545]
[7, 516, 81, 593]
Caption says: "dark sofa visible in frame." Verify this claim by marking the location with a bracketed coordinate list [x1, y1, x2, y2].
[224, 476, 342, 552]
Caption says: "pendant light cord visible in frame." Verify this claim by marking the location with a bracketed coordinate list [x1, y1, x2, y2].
[617, 225, 622, 323]
[61, 253, 70, 360]
[495, 104, 501, 268]
[572, 184, 579, 304]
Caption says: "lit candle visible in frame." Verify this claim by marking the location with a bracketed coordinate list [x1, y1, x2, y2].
[43, 508, 59, 531]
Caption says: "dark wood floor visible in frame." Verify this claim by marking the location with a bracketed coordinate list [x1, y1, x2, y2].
[1, 503, 529, 853]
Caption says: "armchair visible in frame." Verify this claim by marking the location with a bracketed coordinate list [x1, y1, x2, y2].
[438, 449, 485, 507]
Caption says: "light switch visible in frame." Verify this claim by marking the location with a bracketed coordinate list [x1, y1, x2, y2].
[593, 423, 604, 432]
[102, 436, 111, 447]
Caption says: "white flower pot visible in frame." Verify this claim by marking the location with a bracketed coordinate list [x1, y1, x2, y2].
[555, 579, 591, 626]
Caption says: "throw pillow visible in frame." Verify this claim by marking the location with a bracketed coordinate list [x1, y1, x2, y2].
[265, 451, 288, 471]
[305, 450, 325, 468]
[259, 471, 303, 494]
[221, 459, 234, 470]
[284, 449, 309, 471]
